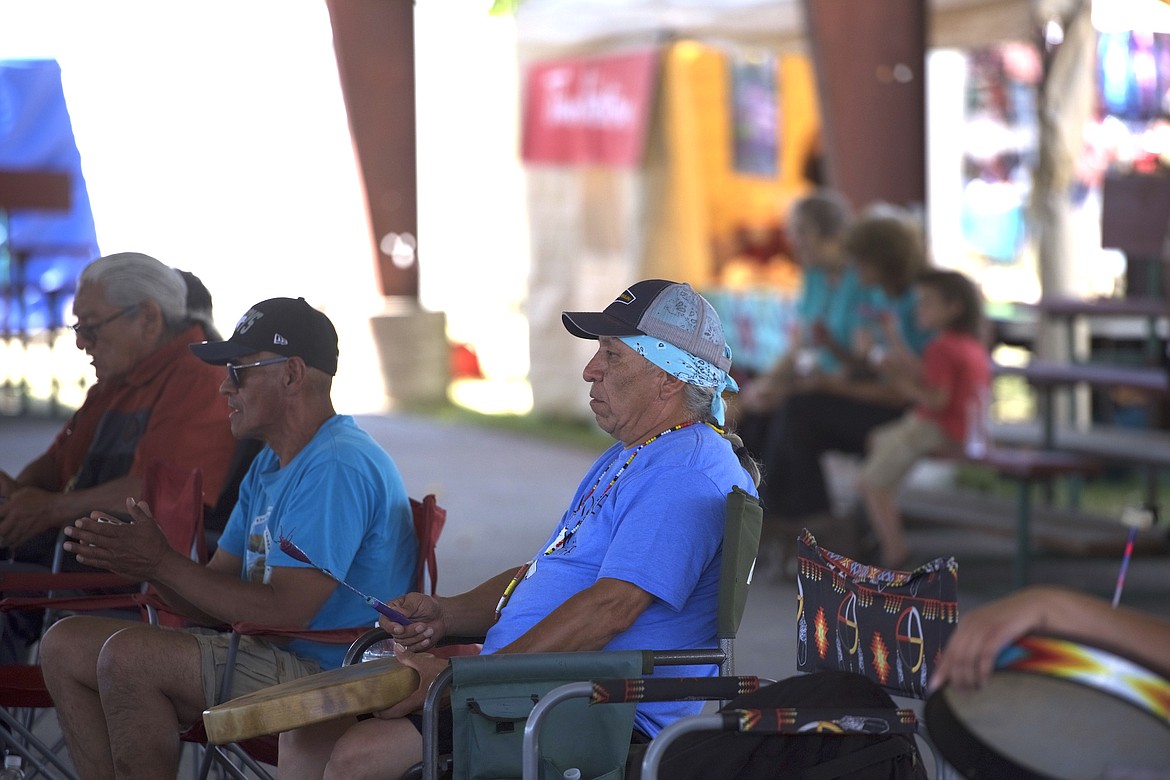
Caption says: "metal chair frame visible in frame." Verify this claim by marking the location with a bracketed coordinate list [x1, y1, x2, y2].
[406, 485, 762, 780]
[620, 532, 958, 780]
[0, 460, 205, 780]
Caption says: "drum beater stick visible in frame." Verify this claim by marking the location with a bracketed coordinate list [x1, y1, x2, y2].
[1112, 505, 1154, 608]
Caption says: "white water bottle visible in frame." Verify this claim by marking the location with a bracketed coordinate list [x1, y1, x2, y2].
[0, 754, 25, 780]
[360, 621, 396, 662]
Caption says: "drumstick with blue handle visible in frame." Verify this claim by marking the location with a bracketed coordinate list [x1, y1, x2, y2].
[279, 536, 412, 626]
[1111, 529, 1136, 609]
[1112, 506, 1153, 608]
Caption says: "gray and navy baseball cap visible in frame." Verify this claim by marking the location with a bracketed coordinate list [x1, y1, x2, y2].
[562, 279, 731, 372]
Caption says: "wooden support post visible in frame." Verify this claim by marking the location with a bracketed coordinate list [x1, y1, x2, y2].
[801, 0, 927, 211]
[325, 0, 419, 299]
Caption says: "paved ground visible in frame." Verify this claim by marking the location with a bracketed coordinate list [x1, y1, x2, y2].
[4, 410, 1169, 776]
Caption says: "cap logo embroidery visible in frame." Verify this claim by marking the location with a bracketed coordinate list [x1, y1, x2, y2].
[273, 334, 289, 346]
[235, 309, 264, 334]
[614, 289, 636, 305]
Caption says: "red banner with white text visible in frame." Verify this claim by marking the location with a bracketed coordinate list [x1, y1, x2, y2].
[521, 49, 660, 168]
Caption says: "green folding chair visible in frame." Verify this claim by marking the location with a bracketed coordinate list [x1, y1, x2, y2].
[399, 485, 763, 780]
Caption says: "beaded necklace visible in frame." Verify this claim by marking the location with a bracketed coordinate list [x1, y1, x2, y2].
[494, 419, 718, 618]
[545, 419, 700, 557]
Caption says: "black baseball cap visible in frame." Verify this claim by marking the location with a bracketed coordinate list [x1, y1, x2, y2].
[189, 297, 338, 375]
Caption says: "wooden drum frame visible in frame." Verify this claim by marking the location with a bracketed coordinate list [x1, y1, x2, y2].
[202, 656, 420, 744]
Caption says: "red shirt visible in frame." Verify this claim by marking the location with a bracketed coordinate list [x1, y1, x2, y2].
[915, 330, 990, 442]
[46, 325, 235, 507]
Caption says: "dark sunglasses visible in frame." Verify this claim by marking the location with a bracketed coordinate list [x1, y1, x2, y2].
[70, 305, 139, 342]
[225, 356, 290, 388]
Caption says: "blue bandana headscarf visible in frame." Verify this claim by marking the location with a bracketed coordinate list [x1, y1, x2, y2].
[619, 335, 739, 425]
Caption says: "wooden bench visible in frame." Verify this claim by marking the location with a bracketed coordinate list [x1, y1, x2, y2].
[994, 359, 1169, 400]
[989, 421, 1170, 469]
[899, 485, 1168, 558]
[1036, 296, 1167, 320]
[992, 357, 1170, 506]
[990, 297, 1168, 353]
[916, 446, 1105, 586]
[990, 419, 1170, 516]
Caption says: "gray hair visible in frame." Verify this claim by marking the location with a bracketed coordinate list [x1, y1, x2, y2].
[78, 253, 188, 332]
[681, 382, 762, 489]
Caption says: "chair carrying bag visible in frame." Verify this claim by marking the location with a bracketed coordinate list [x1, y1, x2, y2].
[450, 650, 643, 780]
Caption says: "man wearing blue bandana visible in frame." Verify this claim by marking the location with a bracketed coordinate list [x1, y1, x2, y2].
[277, 280, 762, 780]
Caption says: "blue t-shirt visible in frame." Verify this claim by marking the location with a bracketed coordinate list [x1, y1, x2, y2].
[482, 423, 758, 737]
[797, 266, 867, 373]
[218, 414, 417, 670]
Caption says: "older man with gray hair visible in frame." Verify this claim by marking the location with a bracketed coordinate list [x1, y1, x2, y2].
[0, 252, 236, 663]
[277, 279, 761, 780]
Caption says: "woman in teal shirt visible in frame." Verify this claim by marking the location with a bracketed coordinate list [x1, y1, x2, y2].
[759, 210, 933, 548]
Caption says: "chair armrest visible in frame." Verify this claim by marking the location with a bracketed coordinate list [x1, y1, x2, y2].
[0, 571, 135, 592]
[523, 675, 763, 780]
[422, 665, 455, 780]
[1, 571, 145, 615]
[230, 622, 371, 646]
[1, 592, 143, 613]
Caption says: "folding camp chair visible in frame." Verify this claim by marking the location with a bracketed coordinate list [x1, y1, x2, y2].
[628, 530, 958, 779]
[0, 459, 205, 780]
[189, 494, 448, 780]
[400, 485, 763, 780]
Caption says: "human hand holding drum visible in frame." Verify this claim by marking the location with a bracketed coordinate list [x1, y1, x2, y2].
[370, 642, 449, 720]
[926, 585, 1170, 778]
[929, 586, 1060, 693]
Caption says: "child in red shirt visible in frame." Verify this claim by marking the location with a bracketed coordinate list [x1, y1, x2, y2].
[857, 269, 990, 567]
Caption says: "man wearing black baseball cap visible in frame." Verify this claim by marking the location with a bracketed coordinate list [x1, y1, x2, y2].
[40, 297, 419, 779]
[189, 296, 340, 376]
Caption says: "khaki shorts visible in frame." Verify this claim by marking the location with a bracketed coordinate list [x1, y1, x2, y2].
[188, 628, 321, 708]
[859, 414, 948, 490]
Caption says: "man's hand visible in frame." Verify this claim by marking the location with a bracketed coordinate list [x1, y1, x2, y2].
[372, 644, 450, 719]
[0, 485, 63, 548]
[930, 588, 1057, 693]
[384, 593, 446, 651]
[61, 496, 177, 579]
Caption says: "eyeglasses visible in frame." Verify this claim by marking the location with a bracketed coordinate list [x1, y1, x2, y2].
[70, 305, 139, 342]
[225, 356, 290, 388]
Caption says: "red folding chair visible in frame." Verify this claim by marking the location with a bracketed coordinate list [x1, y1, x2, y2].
[187, 494, 449, 780]
[0, 459, 205, 779]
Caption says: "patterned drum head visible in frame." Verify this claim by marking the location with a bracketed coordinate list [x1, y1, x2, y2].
[925, 635, 1170, 779]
